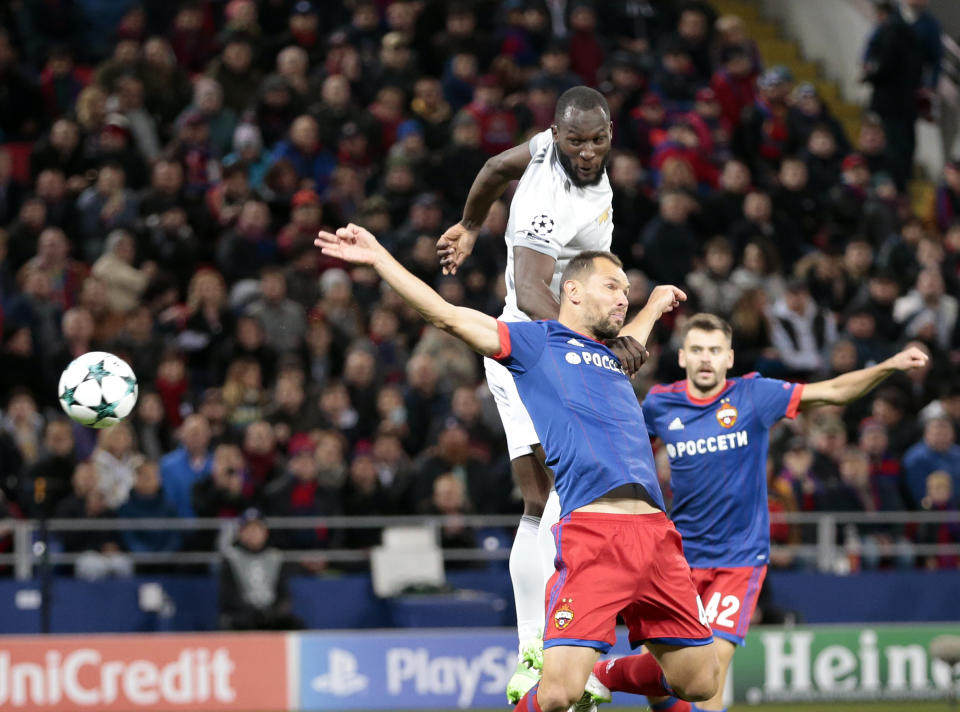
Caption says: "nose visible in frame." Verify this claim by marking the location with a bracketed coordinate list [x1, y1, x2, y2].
[579, 146, 595, 161]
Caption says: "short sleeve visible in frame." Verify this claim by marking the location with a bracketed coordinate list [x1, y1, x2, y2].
[510, 169, 576, 259]
[528, 128, 552, 156]
[492, 320, 548, 375]
[747, 375, 805, 428]
[640, 397, 659, 438]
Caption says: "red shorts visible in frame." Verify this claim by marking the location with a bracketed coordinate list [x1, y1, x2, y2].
[543, 511, 714, 653]
[690, 565, 767, 645]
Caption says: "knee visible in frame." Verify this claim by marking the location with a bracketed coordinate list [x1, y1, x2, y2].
[536, 680, 582, 712]
[671, 657, 720, 702]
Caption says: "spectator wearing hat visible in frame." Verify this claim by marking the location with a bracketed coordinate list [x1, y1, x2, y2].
[388, 119, 429, 177]
[263, 1, 325, 72]
[787, 82, 850, 156]
[903, 415, 960, 508]
[90, 114, 148, 190]
[920, 381, 960, 436]
[277, 188, 326, 257]
[829, 153, 872, 234]
[224, 123, 270, 190]
[219, 506, 303, 630]
[768, 277, 838, 380]
[858, 417, 907, 507]
[736, 64, 793, 180]
[861, 0, 924, 189]
[206, 34, 263, 115]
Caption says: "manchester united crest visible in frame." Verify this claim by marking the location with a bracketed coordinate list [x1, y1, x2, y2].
[716, 399, 738, 428]
[554, 598, 574, 630]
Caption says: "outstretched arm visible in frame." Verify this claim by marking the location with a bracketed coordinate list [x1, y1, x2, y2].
[317, 225, 502, 356]
[437, 142, 533, 275]
[799, 346, 929, 409]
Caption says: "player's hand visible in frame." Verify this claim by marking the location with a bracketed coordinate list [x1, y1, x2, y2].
[437, 222, 479, 275]
[647, 285, 687, 316]
[604, 335, 649, 377]
[315, 224, 383, 266]
[888, 346, 929, 372]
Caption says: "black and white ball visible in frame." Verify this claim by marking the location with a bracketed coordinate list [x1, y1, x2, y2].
[57, 351, 138, 428]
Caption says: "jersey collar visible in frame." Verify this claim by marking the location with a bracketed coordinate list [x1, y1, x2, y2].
[684, 379, 735, 405]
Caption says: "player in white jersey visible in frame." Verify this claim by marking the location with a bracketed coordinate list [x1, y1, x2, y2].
[437, 86, 648, 704]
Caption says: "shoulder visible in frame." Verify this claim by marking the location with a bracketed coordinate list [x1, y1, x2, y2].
[647, 380, 686, 396]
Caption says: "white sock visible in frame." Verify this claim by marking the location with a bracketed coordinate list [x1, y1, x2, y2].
[538, 490, 561, 584]
[510, 514, 544, 654]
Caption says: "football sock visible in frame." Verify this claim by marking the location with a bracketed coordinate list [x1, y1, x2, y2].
[650, 699, 691, 711]
[514, 682, 542, 712]
[511, 514, 544, 653]
[537, 491, 561, 582]
[593, 653, 674, 697]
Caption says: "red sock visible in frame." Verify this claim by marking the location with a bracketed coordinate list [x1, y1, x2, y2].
[593, 653, 673, 697]
[650, 698, 693, 712]
[514, 682, 542, 712]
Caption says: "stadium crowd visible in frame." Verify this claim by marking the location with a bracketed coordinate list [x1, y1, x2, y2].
[0, 0, 958, 579]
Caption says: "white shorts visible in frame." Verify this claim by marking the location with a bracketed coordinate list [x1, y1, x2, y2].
[483, 356, 540, 460]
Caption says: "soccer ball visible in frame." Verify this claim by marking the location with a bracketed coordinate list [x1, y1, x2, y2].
[57, 351, 139, 429]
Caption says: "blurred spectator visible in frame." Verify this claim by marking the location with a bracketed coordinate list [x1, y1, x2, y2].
[91, 421, 139, 509]
[91, 229, 152, 313]
[160, 414, 213, 518]
[768, 278, 837, 379]
[640, 188, 699, 286]
[861, 0, 923, 189]
[219, 508, 302, 630]
[915, 471, 960, 569]
[116, 459, 181, 558]
[18, 418, 76, 517]
[893, 267, 958, 351]
[193, 442, 253, 534]
[903, 415, 960, 508]
[686, 237, 741, 318]
[246, 267, 307, 354]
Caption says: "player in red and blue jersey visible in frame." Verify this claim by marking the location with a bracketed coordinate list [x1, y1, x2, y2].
[638, 313, 928, 712]
[316, 224, 719, 712]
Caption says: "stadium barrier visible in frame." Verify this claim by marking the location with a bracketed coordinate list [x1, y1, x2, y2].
[3, 511, 960, 579]
[1, 624, 958, 710]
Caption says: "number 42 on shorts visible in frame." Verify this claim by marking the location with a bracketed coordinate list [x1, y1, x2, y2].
[696, 593, 741, 628]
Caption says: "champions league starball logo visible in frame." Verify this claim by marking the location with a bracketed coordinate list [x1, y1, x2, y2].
[530, 214, 555, 238]
[716, 399, 738, 428]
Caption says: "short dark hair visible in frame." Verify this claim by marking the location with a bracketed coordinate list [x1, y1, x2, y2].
[554, 86, 610, 124]
[681, 313, 733, 342]
[560, 250, 622, 293]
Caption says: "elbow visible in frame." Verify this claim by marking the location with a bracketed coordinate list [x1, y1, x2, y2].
[515, 285, 538, 320]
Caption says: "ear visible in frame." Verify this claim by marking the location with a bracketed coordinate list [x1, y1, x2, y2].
[608, 120, 614, 140]
[562, 278, 581, 304]
[727, 348, 735, 369]
[551, 124, 558, 143]
[678, 348, 687, 369]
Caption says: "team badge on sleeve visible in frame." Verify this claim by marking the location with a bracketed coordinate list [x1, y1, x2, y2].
[554, 598, 574, 629]
[530, 214, 555, 238]
[716, 400, 738, 428]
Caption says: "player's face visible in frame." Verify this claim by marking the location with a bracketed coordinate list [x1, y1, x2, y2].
[582, 260, 629, 340]
[679, 328, 734, 394]
[552, 108, 612, 187]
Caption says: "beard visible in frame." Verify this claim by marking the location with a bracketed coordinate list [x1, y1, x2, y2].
[590, 312, 623, 340]
[691, 368, 720, 392]
[557, 148, 610, 187]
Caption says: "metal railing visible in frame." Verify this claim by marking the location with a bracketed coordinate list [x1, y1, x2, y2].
[2, 511, 959, 580]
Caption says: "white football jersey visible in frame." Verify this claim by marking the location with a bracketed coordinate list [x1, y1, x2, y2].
[500, 129, 614, 322]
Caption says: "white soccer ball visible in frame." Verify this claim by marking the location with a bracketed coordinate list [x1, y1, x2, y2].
[57, 351, 139, 429]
